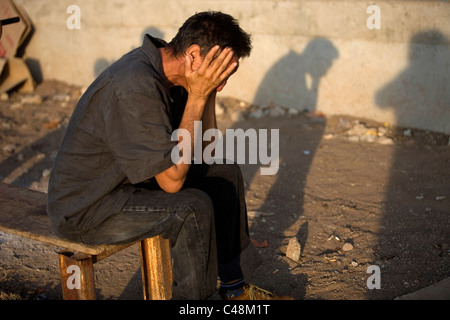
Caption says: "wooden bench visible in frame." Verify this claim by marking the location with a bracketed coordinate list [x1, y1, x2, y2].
[0, 182, 173, 300]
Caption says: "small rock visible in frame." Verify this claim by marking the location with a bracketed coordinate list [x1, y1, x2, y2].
[347, 135, 360, 143]
[286, 237, 301, 262]
[238, 101, 249, 109]
[377, 127, 387, 136]
[53, 93, 71, 102]
[323, 133, 334, 140]
[10, 102, 23, 110]
[360, 134, 376, 143]
[351, 260, 359, 267]
[2, 144, 16, 154]
[342, 242, 354, 251]
[1, 122, 12, 130]
[21, 94, 43, 105]
[0, 92, 9, 101]
[42, 168, 51, 178]
[215, 103, 225, 116]
[230, 110, 244, 122]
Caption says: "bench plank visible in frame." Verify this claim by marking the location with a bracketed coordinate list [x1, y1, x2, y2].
[0, 182, 132, 257]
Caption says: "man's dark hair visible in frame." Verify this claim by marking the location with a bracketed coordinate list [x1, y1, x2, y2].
[167, 11, 252, 59]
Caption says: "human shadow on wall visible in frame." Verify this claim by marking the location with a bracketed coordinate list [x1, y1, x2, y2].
[372, 30, 450, 299]
[235, 38, 339, 299]
[94, 27, 165, 78]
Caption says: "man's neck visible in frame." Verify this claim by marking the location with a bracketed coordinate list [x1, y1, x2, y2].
[158, 48, 185, 89]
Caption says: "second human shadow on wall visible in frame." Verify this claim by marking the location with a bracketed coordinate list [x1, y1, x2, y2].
[370, 29, 450, 299]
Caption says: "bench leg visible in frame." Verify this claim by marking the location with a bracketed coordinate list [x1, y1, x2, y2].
[58, 251, 96, 300]
[139, 235, 173, 300]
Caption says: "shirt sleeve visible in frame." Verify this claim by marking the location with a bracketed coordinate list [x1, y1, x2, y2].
[103, 89, 177, 184]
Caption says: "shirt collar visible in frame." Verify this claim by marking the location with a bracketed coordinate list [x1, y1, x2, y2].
[142, 34, 167, 72]
[142, 34, 172, 100]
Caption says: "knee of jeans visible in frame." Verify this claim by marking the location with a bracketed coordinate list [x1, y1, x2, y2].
[183, 188, 214, 215]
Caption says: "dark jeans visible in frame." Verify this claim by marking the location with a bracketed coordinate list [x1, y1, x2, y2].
[80, 163, 251, 299]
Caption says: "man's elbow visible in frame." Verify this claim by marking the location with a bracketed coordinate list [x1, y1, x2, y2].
[155, 164, 188, 193]
[159, 180, 184, 193]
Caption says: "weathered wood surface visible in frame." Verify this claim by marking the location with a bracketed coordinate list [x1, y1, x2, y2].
[0, 182, 133, 257]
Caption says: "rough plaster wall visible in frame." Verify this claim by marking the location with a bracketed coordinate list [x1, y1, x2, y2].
[14, 0, 450, 133]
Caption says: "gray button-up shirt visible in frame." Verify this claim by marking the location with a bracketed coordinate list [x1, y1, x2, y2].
[47, 35, 187, 239]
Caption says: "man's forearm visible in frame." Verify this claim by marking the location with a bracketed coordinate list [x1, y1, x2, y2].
[202, 91, 218, 150]
[155, 95, 207, 193]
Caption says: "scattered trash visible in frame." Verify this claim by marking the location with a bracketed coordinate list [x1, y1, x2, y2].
[435, 196, 446, 201]
[249, 108, 264, 119]
[376, 137, 394, 145]
[305, 110, 326, 119]
[287, 108, 299, 116]
[247, 211, 274, 218]
[327, 234, 340, 241]
[268, 104, 286, 117]
[347, 135, 360, 143]
[251, 239, 268, 248]
[403, 129, 412, 137]
[42, 118, 61, 129]
[36, 293, 46, 300]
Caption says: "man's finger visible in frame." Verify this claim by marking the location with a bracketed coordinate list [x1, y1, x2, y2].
[198, 45, 220, 73]
[216, 61, 238, 85]
[212, 49, 235, 79]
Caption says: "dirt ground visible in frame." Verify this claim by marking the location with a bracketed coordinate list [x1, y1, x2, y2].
[0, 80, 449, 300]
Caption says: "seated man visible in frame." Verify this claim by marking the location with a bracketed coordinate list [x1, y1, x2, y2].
[47, 11, 292, 300]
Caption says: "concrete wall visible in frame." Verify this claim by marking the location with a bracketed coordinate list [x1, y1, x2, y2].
[15, 0, 450, 134]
